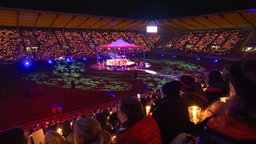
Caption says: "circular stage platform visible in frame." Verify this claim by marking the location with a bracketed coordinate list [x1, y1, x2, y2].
[91, 62, 141, 71]
[105, 59, 136, 67]
[93, 55, 147, 71]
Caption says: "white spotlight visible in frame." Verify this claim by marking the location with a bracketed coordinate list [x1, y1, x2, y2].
[146, 21, 158, 33]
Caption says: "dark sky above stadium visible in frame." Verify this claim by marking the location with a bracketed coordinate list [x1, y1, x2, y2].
[1, 0, 256, 20]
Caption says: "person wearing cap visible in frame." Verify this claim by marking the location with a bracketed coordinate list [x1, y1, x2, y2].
[152, 80, 194, 144]
[194, 58, 256, 143]
[179, 75, 209, 109]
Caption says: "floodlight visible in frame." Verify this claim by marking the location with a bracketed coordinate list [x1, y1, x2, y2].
[147, 21, 158, 33]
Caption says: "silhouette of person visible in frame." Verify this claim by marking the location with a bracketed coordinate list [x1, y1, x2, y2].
[71, 80, 76, 90]
[134, 70, 138, 79]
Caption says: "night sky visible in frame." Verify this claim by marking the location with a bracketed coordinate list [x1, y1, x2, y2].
[0, 0, 255, 20]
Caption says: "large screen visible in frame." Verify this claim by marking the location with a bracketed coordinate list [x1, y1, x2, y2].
[147, 26, 157, 33]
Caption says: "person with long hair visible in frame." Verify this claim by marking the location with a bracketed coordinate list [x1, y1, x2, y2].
[73, 117, 112, 144]
[44, 130, 66, 144]
[115, 97, 162, 144]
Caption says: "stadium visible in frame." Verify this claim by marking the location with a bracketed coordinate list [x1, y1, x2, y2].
[0, 0, 256, 143]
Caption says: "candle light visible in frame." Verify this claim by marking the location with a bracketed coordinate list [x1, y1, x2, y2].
[56, 128, 63, 135]
[70, 122, 73, 128]
[145, 105, 151, 116]
[219, 97, 228, 103]
[188, 105, 201, 124]
[112, 135, 116, 141]
[137, 93, 140, 99]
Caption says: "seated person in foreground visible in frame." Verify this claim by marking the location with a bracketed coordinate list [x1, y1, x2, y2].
[152, 80, 194, 144]
[0, 127, 28, 144]
[172, 58, 256, 144]
[73, 117, 112, 144]
[179, 75, 209, 109]
[44, 130, 66, 144]
[115, 97, 162, 144]
[204, 70, 229, 104]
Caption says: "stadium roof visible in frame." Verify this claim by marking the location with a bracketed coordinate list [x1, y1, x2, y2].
[0, 0, 256, 32]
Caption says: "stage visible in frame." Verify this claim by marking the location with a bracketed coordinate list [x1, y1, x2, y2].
[93, 56, 147, 71]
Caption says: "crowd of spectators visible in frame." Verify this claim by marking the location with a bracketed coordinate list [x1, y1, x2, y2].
[1, 26, 256, 144]
[0, 28, 251, 64]
[0, 28, 162, 63]
[0, 29, 24, 62]
[166, 30, 247, 57]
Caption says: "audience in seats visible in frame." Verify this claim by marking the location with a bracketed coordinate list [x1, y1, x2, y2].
[0, 28, 248, 63]
[108, 112, 120, 135]
[95, 112, 112, 134]
[152, 80, 194, 144]
[2, 59, 256, 144]
[204, 70, 229, 104]
[0, 28, 254, 144]
[172, 58, 256, 144]
[198, 58, 256, 143]
[179, 75, 209, 109]
[44, 130, 66, 144]
[62, 120, 74, 144]
[115, 97, 162, 144]
[73, 117, 112, 144]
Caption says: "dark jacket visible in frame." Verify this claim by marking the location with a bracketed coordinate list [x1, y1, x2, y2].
[181, 87, 209, 109]
[205, 82, 229, 104]
[152, 97, 194, 144]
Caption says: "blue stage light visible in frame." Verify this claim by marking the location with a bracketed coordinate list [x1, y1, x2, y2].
[48, 60, 53, 64]
[104, 92, 116, 98]
[213, 59, 218, 63]
[23, 60, 32, 67]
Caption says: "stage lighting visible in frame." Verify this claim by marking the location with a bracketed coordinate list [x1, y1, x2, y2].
[195, 57, 200, 61]
[147, 21, 158, 33]
[23, 60, 32, 67]
[66, 58, 71, 62]
[213, 59, 218, 63]
[48, 60, 53, 64]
